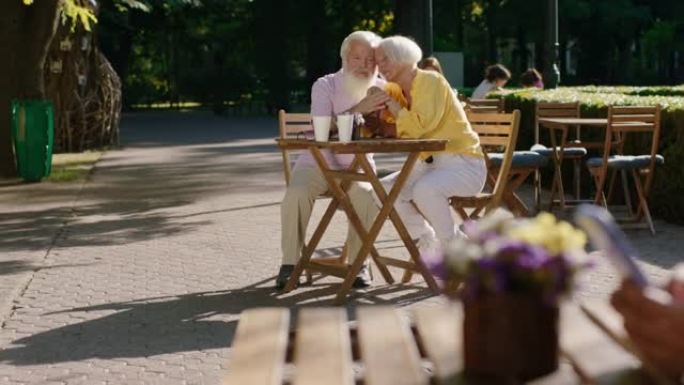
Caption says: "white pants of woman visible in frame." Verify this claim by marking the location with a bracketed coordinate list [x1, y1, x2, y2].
[346, 153, 487, 260]
[385, 153, 487, 243]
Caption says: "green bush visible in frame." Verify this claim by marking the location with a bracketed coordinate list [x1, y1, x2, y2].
[492, 86, 684, 224]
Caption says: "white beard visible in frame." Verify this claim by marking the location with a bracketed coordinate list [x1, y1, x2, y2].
[341, 69, 376, 105]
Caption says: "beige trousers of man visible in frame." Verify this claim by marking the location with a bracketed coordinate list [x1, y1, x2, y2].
[281, 166, 374, 265]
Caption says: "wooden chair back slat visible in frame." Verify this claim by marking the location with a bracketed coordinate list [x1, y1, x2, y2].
[535, 101, 580, 144]
[279, 110, 313, 185]
[223, 308, 289, 385]
[293, 308, 354, 385]
[357, 307, 428, 385]
[611, 114, 656, 123]
[465, 98, 504, 113]
[477, 136, 509, 147]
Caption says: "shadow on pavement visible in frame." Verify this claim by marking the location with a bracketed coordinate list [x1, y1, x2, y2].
[0, 278, 435, 365]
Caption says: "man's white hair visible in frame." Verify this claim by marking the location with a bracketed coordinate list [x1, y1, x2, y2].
[378, 36, 422, 66]
[340, 30, 381, 64]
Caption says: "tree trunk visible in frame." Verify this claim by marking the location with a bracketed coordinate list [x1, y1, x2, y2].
[0, 0, 60, 177]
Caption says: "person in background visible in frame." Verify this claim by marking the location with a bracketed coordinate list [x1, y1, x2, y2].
[520, 68, 544, 89]
[471, 63, 511, 99]
[611, 264, 684, 380]
[276, 30, 389, 290]
[418, 56, 444, 74]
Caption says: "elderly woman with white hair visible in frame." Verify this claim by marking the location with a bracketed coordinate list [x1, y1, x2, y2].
[349, 36, 487, 255]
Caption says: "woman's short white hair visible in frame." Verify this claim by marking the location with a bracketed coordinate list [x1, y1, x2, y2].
[378, 36, 423, 66]
[340, 30, 381, 62]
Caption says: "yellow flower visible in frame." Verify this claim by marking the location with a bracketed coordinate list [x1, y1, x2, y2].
[23, 0, 34, 5]
[505, 212, 587, 255]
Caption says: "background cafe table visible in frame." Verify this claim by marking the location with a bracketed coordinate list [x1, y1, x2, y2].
[276, 138, 447, 304]
[537, 118, 608, 209]
[223, 301, 672, 385]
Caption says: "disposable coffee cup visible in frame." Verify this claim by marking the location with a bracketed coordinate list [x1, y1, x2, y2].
[337, 114, 354, 143]
[312, 116, 332, 142]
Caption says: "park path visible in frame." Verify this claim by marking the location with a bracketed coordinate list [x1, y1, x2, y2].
[0, 111, 681, 384]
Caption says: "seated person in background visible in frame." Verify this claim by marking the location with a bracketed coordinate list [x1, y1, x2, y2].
[471, 63, 511, 99]
[345, 36, 487, 259]
[611, 263, 684, 380]
[418, 56, 444, 74]
[520, 68, 544, 89]
[276, 30, 390, 290]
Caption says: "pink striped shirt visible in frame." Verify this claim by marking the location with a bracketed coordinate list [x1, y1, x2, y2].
[293, 70, 385, 171]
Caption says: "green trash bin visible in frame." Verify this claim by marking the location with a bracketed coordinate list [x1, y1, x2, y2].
[11, 100, 54, 182]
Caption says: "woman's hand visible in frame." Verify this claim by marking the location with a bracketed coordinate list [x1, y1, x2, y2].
[385, 98, 402, 117]
[611, 279, 684, 378]
[351, 90, 390, 115]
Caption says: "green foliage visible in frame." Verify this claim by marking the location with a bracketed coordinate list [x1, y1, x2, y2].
[494, 86, 684, 224]
[60, 0, 98, 32]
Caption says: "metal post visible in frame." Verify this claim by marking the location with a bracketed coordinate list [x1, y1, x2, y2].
[424, 0, 433, 56]
[545, 0, 560, 88]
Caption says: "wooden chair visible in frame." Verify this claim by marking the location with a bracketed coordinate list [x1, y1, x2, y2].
[278, 110, 347, 279]
[278, 110, 314, 186]
[450, 110, 521, 219]
[586, 105, 663, 235]
[532, 102, 587, 210]
[465, 98, 504, 114]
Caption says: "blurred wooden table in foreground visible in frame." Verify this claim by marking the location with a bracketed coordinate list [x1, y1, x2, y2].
[223, 300, 672, 385]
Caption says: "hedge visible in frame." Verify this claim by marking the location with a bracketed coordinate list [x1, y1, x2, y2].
[491, 86, 684, 224]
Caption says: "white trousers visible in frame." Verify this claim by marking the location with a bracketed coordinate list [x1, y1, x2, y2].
[346, 153, 487, 260]
[280, 167, 373, 265]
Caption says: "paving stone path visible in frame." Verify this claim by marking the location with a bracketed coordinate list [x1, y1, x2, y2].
[0, 111, 681, 384]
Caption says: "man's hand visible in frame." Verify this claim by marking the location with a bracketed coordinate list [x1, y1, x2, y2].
[351, 91, 390, 115]
[611, 280, 684, 378]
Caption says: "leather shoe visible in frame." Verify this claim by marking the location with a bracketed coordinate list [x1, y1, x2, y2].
[275, 265, 297, 290]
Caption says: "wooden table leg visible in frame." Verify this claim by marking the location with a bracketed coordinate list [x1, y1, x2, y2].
[348, 153, 440, 301]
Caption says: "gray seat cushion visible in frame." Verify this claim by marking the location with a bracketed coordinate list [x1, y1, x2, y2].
[489, 151, 548, 168]
[586, 154, 665, 169]
[530, 144, 588, 157]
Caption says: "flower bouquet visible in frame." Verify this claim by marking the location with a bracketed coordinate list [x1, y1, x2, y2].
[425, 211, 591, 381]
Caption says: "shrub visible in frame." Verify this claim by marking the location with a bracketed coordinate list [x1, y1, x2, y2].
[491, 86, 684, 224]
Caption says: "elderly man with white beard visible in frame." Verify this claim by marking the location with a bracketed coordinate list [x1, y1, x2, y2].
[276, 31, 390, 290]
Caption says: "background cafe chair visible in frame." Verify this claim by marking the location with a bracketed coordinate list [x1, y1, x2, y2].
[586, 105, 663, 235]
[277, 110, 348, 280]
[450, 110, 521, 220]
[531, 101, 588, 210]
[465, 97, 504, 114]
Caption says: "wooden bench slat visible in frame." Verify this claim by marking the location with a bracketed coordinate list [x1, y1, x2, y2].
[560, 302, 641, 383]
[413, 304, 463, 384]
[357, 307, 428, 385]
[223, 308, 290, 385]
[293, 308, 354, 385]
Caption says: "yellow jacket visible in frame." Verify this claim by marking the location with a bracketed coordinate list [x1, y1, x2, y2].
[395, 69, 484, 160]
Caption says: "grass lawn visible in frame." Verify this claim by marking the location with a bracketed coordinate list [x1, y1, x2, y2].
[47, 151, 103, 182]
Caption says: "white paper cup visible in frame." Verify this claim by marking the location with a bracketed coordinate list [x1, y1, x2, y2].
[337, 114, 354, 143]
[312, 116, 331, 142]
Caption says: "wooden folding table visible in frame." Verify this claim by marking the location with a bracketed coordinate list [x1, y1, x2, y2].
[276, 138, 447, 304]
